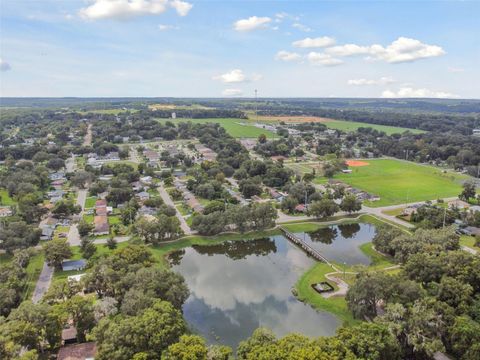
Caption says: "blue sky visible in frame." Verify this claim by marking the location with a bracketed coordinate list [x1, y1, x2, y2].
[1, 0, 479, 98]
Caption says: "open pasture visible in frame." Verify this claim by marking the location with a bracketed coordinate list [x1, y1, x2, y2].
[254, 115, 425, 135]
[327, 159, 469, 207]
[158, 118, 275, 138]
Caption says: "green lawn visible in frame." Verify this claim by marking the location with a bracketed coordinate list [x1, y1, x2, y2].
[104, 160, 139, 170]
[158, 118, 276, 139]
[460, 235, 480, 252]
[322, 119, 425, 135]
[22, 252, 45, 300]
[0, 188, 15, 205]
[108, 215, 122, 225]
[85, 196, 97, 209]
[320, 159, 469, 207]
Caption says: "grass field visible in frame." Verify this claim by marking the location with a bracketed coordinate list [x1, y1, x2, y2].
[0, 188, 15, 205]
[320, 159, 469, 207]
[252, 115, 425, 135]
[460, 235, 480, 252]
[85, 196, 97, 209]
[157, 118, 275, 138]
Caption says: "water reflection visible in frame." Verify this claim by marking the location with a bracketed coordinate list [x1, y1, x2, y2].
[303, 223, 374, 265]
[171, 236, 340, 348]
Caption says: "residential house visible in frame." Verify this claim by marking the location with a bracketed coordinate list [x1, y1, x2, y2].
[62, 259, 87, 271]
[0, 207, 13, 217]
[94, 215, 109, 236]
[57, 342, 97, 360]
[269, 188, 285, 202]
[295, 204, 307, 213]
[136, 191, 150, 201]
[448, 199, 470, 210]
[40, 225, 55, 241]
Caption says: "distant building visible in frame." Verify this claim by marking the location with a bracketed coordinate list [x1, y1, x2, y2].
[57, 342, 96, 360]
[473, 129, 480, 137]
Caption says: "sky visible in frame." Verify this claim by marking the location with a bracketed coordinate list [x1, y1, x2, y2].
[1, 0, 479, 98]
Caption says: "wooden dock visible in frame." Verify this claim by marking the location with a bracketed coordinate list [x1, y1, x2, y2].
[279, 227, 333, 267]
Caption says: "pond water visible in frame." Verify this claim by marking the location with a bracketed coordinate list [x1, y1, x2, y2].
[301, 223, 376, 265]
[170, 223, 376, 349]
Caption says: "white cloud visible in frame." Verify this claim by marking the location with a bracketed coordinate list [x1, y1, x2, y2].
[158, 24, 178, 31]
[382, 87, 459, 99]
[306, 52, 343, 66]
[292, 23, 311, 32]
[347, 77, 395, 86]
[326, 37, 445, 63]
[275, 50, 301, 62]
[169, 0, 192, 16]
[448, 67, 464, 73]
[233, 16, 271, 31]
[0, 58, 11, 72]
[79, 0, 192, 20]
[293, 36, 335, 48]
[213, 69, 246, 83]
[222, 89, 243, 96]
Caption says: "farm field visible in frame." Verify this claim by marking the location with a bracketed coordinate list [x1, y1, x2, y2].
[253, 115, 425, 135]
[157, 118, 275, 138]
[320, 159, 469, 207]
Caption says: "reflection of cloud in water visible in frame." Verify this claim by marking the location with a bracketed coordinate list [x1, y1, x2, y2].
[172, 236, 339, 348]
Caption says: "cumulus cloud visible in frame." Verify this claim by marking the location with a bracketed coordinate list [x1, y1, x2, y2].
[306, 52, 343, 66]
[158, 24, 178, 31]
[292, 23, 311, 32]
[0, 58, 11, 72]
[213, 69, 246, 83]
[169, 0, 192, 16]
[293, 36, 335, 48]
[382, 87, 459, 99]
[348, 77, 395, 86]
[79, 0, 192, 20]
[233, 16, 271, 31]
[326, 37, 445, 63]
[222, 89, 243, 97]
[275, 50, 301, 62]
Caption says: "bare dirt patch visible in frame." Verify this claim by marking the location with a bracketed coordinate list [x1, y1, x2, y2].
[346, 160, 370, 167]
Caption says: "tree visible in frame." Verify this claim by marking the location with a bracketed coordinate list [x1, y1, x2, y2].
[46, 158, 65, 171]
[346, 271, 389, 319]
[77, 220, 93, 237]
[94, 300, 186, 360]
[340, 194, 362, 214]
[43, 239, 72, 270]
[70, 171, 92, 189]
[308, 198, 339, 219]
[336, 322, 402, 360]
[258, 134, 267, 144]
[65, 295, 95, 342]
[163, 335, 208, 360]
[52, 200, 81, 219]
[106, 237, 117, 250]
[80, 237, 96, 259]
[0, 221, 41, 254]
[449, 316, 480, 359]
[460, 181, 476, 201]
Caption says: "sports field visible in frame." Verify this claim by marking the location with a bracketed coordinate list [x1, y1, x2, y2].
[324, 159, 469, 207]
[253, 115, 424, 135]
[158, 118, 275, 138]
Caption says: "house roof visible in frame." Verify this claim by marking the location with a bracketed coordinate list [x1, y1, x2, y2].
[57, 342, 96, 360]
[95, 199, 107, 208]
[94, 215, 109, 233]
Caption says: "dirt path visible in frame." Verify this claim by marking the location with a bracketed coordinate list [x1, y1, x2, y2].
[83, 123, 92, 146]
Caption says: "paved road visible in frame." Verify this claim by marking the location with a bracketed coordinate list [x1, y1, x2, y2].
[66, 154, 75, 173]
[83, 124, 92, 146]
[32, 262, 54, 303]
[158, 185, 193, 235]
[67, 189, 88, 246]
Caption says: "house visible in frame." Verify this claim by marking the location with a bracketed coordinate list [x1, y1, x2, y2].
[62, 259, 87, 271]
[136, 191, 150, 201]
[140, 176, 153, 185]
[61, 326, 78, 345]
[295, 204, 307, 213]
[137, 206, 157, 217]
[131, 181, 143, 192]
[463, 226, 480, 237]
[57, 342, 96, 360]
[0, 207, 13, 217]
[269, 189, 285, 202]
[95, 207, 107, 216]
[94, 215, 109, 235]
[40, 225, 55, 241]
[448, 199, 470, 209]
[95, 199, 107, 208]
[469, 205, 480, 213]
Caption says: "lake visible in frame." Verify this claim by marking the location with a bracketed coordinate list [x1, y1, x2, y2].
[170, 223, 375, 349]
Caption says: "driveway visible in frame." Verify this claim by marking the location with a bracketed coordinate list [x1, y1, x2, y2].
[67, 188, 88, 246]
[158, 185, 193, 235]
[32, 262, 54, 303]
